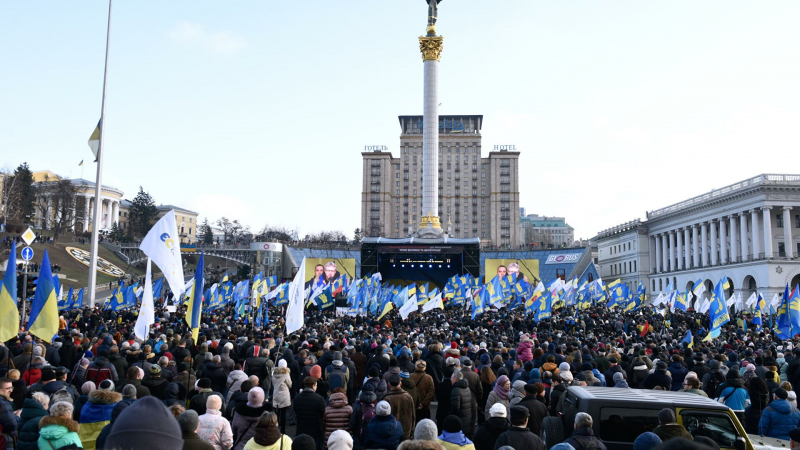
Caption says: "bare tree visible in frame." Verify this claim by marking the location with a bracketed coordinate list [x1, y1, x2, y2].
[256, 224, 292, 241]
[34, 178, 78, 240]
[215, 217, 251, 245]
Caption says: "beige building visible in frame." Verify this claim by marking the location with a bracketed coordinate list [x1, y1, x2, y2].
[118, 201, 199, 244]
[360, 115, 521, 246]
[0, 170, 124, 232]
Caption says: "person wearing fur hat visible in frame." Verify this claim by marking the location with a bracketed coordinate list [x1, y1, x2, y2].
[38, 402, 82, 450]
[271, 359, 293, 433]
[78, 379, 123, 450]
[231, 387, 269, 450]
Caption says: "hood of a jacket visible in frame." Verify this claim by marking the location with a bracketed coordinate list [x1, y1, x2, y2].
[39, 416, 80, 439]
[328, 392, 348, 407]
[483, 417, 511, 434]
[771, 398, 792, 414]
[371, 415, 401, 438]
[88, 389, 122, 405]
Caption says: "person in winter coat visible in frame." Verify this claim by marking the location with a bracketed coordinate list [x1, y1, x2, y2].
[364, 401, 404, 450]
[59, 336, 80, 374]
[612, 372, 629, 388]
[226, 364, 249, 403]
[668, 355, 688, 392]
[384, 374, 416, 440]
[473, 404, 510, 450]
[204, 356, 230, 395]
[271, 359, 293, 433]
[437, 415, 475, 450]
[363, 366, 387, 401]
[643, 361, 672, 390]
[508, 380, 526, 408]
[231, 387, 269, 450]
[629, 359, 651, 389]
[38, 401, 83, 450]
[79, 381, 122, 450]
[759, 388, 800, 439]
[746, 377, 770, 434]
[293, 377, 327, 449]
[449, 371, 476, 438]
[717, 371, 751, 417]
[652, 408, 693, 442]
[323, 389, 353, 449]
[517, 384, 548, 436]
[178, 409, 216, 450]
[95, 387, 133, 450]
[424, 344, 446, 389]
[495, 406, 546, 450]
[409, 360, 435, 421]
[539, 356, 559, 377]
[242, 411, 293, 450]
[197, 394, 234, 450]
[164, 381, 189, 407]
[17, 392, 49, 450]
[484, 375, 510, 419]
[565, 412, 608, 450]
[350, 385, 377, 449]
[516, 335, 534, 363]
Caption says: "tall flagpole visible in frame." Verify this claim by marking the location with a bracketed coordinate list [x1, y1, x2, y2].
[88, 0, 113, 308]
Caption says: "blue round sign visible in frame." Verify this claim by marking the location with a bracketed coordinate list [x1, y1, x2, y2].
[21, 246, 34, 261]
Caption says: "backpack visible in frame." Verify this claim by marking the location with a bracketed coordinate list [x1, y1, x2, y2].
[567, 436, 602, 450]
[86, 366, 112, 384]
[50, 386, 74, 406]
[328, 366, 347, 393]
[705, 371, 725, 398]
[358, 401, 376, 441]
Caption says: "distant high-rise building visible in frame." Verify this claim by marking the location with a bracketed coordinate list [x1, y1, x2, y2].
[360, 116, 521, 246]
[519, 213, 575, 248]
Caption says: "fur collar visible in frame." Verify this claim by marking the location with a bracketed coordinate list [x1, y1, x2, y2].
[273, 367, 290, 375]
[235, 403, 268, 418]
[89, 389, 122, 405]
[40, 415, 80, 433]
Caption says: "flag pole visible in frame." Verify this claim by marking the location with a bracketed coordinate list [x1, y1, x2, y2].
[88, 0, 113, 308]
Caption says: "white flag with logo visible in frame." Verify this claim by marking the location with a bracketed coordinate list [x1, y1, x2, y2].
[745, 292, 757, 308]
[134, 259, 155, 340]
[286, 257, 306, 334]
[771, 293, 782, 309]
[422, 292, 443, 313]
[139, 210, 184, 297]
[399, 294, 418, 320]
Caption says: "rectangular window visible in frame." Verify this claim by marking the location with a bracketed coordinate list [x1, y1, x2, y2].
[481, 189, 486, 195]
[777, 214, 784, 228]
[679, 411, 738, 448]
[796, 214, 800, 229]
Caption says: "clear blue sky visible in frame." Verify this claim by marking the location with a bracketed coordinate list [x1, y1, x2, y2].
[2, 1, 798, 240]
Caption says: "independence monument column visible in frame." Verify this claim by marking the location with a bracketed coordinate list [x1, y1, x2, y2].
[418, 0, 444, 238]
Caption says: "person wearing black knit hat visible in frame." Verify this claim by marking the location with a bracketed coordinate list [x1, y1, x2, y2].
[653, 408, 693, 442]
[104, 396, 184, 449]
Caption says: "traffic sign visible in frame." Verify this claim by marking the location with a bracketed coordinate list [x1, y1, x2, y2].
[21, 246, 34, 261]
[21, 227, 36, 246]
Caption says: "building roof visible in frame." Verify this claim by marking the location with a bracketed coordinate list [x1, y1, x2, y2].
[520, 215, 573, 230]
[67, 178, 124, 196]
[157, 204, 199, 216]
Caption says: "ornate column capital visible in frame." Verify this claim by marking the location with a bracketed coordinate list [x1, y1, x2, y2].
[419, 35, 444, 61]
[738, 211, 747, 217]
[781, 206, 791, 211]
[749, 209, 758, 214]
[728, 215, 737, 220]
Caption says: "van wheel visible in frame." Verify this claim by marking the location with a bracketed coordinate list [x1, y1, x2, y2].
[541, 416, 565, 448]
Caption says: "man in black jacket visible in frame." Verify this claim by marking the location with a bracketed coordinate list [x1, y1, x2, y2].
[293, 376, 326, 449]
[518, 384, 548, 436]
[58, 334, 79, 373]
[202, 355, 228, 394]
[449, 370, 475, 438]
[565, 412, 608, 450]
[495, 406, 545, 450]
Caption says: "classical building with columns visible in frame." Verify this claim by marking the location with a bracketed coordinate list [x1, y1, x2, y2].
[27, 171, 123, 232]
[598, 174, 800, 302]
[595, 219, 651, 293]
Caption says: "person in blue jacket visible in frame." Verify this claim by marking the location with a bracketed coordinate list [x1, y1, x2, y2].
[758, 388, 800, 439]
[364, 400, 404, 450]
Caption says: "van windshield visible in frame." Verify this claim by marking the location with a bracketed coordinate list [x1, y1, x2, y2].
[680, 411, 738, 448]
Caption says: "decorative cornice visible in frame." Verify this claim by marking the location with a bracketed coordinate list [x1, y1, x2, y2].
[419, 35, 444, 62]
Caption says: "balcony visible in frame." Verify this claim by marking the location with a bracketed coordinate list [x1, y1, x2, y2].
[371, 180, 381, 185]
[371, 162, 381, 167]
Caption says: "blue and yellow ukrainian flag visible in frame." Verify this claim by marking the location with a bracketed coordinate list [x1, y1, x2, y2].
[72, 288, 84, 310]
[682, 330, 694, 349]
[0, 241, 19, 342]
[28, 250, 59, 341]
[186, 252, 205, 342]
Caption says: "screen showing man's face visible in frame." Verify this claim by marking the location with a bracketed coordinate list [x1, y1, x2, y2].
[314, 265, 324, 278]
[497, 266, 507, 278]
[508, 266, 520, 275]
[325, 266, 336, 280]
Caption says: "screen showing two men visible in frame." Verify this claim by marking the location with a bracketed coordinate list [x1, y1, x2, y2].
[303, 258, 356, 293]
[484, 259, 539, 283]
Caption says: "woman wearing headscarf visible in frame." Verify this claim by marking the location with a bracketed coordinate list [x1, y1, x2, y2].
[484, 375, 510, 418]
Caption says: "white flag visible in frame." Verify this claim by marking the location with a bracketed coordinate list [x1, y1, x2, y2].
[399, 293, 418, 320]
[771, 293, 782, 309]
[699, 298, 711, 314]
[286, 257, 306, 334]
[745, 292, 757, 308]
[653, 293, 665, 307]
[422, 292, 443, 313]
[134, 259, 155, 341]
[139, 210, 185, 298]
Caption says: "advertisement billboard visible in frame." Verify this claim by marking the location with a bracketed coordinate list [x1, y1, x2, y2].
[303, 258, 356, 290]
[483, 259, 539, 283]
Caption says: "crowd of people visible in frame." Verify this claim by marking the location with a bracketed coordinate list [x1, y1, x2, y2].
[0, 294, 799, 450]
